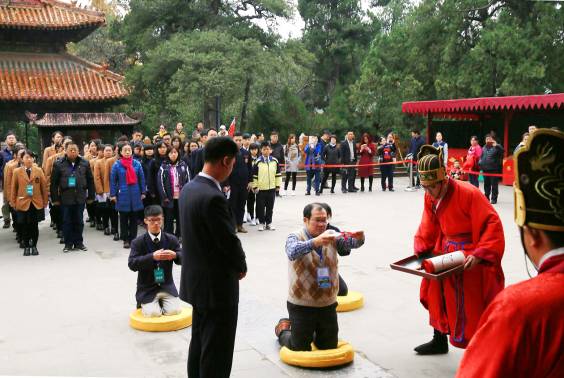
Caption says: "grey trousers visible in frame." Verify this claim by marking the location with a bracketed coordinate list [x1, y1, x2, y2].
[141, 291, 182, 317]
[1, 202, 10, 222]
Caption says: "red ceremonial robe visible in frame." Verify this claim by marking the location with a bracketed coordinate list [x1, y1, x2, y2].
[456, 254, 564, 378]
[414, 179, 505, 348]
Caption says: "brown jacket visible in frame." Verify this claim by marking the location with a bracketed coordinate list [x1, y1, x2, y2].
[93, 157, 107, 194]
[3, 159, 20, 205]
[10, 165, 48, 212]
[45, 151, 65, 189]
[42, 145, 56, 171]
[103, 156, 117, 194]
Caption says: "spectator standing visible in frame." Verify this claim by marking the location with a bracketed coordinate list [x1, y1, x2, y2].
[42, 130, 63, 171]
[225, 133, 250, 233]
[131, 129, 143, 144]
[304, 136, 323, 196]
[111, 143, 146, 249]
[148, 141, 169, 205]
[319, 135, 340, 194]
[377, 133, 397, 192]
[283, 134, 300, 196]
[173, 122, 186, 142]
[94, 145, 113, 235]
[513, 132, 529, 155]
[358, 132, 376, 192]
[432, 132, 449, 166]
[104, 145, 119, 240]
[408, 129, 425, 188]
[479, 134, 504, 204]
[50, 143, 95, 253]
[10, 150, 48, 256]
[246, 143, 259, 226]
[465, 136, 482, 188]
[157, 124, 168, 138]
[179, 137, 247, 378]
[252, 142, 281, 231]
[339, 131, 358, 193]
[190, 129, 218, 179]
[158, 147, 190, 237]
[1, 131, 17, 228]
[269, 131, 285, 197]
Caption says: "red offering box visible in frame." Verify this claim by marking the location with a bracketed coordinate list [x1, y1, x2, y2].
[390, 253, 464, 280]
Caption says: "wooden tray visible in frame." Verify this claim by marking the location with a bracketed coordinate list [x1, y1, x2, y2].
[390, 253, 464, 280]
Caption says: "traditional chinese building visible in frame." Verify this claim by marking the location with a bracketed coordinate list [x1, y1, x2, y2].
[0, 0, 139, 152]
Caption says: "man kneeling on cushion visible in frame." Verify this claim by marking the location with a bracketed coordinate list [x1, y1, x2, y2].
[275, 203, 365, 350]
[128, 205, 182, 317]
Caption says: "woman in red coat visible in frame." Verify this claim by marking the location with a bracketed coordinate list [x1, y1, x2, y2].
[413, 145, 505, 354]
[357, 133, 376, 192]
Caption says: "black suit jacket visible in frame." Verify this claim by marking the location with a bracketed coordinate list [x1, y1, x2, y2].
[128, 232, 182, 306]
[340, 140, 358, 165]
[179, 175, 247, 309]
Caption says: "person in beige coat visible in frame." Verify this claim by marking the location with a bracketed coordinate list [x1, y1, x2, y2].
[4, 147, 24, 243]
[94, 144, 114, 235]
[11, 150, 48, 256]
[104, 147, 119, 240]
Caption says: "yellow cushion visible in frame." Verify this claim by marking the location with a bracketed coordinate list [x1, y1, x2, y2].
[280, 340, 354, 368]
[336, 291, 364, 312]
[129, 307, 192, 332]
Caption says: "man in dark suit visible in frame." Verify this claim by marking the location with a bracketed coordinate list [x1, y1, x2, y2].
[189, 128, 218, 179]
[339, 131, 358, 193]
[225, 132, 251, 233]
[128, 205, 182, 317]
[179, 137, 248, 378]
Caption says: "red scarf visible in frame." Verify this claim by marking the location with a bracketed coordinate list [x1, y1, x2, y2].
[120, 157, 137, 185]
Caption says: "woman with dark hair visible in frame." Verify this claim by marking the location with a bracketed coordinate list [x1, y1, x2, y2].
[283, 134, 300, 195]
[358, 132, 376, 192]
[110, 143, 146, 248]
[171, 136, 183, 158]
[147, 141, 169, 205]
[94, 144, 114, 235]
[158, 147, 190, 236]
[11, 150, 48, 256]
[182, 141, 200, 173]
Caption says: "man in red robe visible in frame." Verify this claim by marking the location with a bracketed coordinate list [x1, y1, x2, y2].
[457, 129, 564, 377]
[413, 145, 505, 354]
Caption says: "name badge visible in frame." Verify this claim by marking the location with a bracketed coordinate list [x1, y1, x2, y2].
[26, 184, 33, 196]
[68, 176, 76, 188]
[154, 267, 165, 284]
[317, 267, 331, 289]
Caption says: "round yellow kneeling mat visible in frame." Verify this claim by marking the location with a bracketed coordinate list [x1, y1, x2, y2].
[129, 307, 193, 332]
[336, 291, 364, 312]
[279, 340, 354, 368]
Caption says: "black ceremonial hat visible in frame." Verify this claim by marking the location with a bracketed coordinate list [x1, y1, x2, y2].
[514, 129, 564, 231]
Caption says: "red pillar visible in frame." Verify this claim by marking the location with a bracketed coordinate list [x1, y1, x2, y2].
[426, 113, 432, 144]
[503, 111, 511, 157]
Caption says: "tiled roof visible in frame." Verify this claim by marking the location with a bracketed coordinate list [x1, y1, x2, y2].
[0, 0, 105, 30]
[30, 112, 141, 127]
[0, 51, 128, 102]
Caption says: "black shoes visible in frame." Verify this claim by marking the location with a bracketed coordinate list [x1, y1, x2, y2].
[342, 189, 348, 194]
[113, 233, 120, 241]
[3, 221, 10, 229]
[389, 188, 395, 192]
[57, 230, 63, 239]
[349, 188, 358, 193]
[305, 192, 311, 195]
[63, 245, 73, 253]
[23, 247, 31, 256]
[89, 220, 96, 228]
[31, 247, 39, 256]
[75, 244, 88, 251]
[104, 227, 111, 236]
[123, 241, 130, 249]
[414, 329, 449, 355]
[490, 199, 497, 204]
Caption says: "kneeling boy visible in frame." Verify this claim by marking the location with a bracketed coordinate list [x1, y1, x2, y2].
[128, 205, 182, 317]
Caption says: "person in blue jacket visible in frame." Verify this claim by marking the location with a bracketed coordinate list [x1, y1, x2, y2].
[111, 142, 146, 249]
[157, 147, 190, 237]
[304, 136, 323, 196]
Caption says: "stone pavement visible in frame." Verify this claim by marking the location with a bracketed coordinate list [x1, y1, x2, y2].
[0, 178, 528, 377]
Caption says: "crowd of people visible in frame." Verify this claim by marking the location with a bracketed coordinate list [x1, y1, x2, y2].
[0, 123, 406, 255]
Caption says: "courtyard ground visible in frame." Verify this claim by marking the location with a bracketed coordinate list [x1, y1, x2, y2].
[0, 177, 527, 377]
